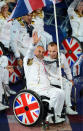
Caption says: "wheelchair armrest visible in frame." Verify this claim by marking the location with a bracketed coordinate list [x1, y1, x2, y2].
[40, 95, 50, 100]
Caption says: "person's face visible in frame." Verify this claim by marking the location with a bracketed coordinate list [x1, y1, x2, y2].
[1, 4, 9, 13]
[34, 46, 45, 60]
[77, 2, 83, 15]
[48, 45, 58, 59]
[22, 14, 32, 24]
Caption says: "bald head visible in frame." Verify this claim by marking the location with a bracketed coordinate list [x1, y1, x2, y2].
[34, 46, 45, 60]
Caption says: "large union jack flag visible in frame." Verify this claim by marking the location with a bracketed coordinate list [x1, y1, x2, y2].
[8, 0, 62, 21]
[61, 37, 82, 67]
[8, 55, 21, 83]
[14, 92, 40, 125]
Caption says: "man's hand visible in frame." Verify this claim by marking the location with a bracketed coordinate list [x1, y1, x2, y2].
[70, 80, 74, 86]
[7, 66, 14, 73]
[17, 58, 23, 67]
[32, 31, 41, 45]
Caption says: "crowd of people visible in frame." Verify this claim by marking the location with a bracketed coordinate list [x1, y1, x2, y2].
[0, 0, 83, 124]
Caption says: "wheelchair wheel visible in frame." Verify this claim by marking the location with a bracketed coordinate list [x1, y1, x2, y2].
[13, 90, 43, 126]
[61, 36, 82, 67]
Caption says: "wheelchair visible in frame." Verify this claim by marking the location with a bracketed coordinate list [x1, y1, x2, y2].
[13, 89, 55, 127]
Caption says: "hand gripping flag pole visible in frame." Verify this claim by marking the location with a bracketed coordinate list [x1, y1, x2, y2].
[52, 0, 63, 89]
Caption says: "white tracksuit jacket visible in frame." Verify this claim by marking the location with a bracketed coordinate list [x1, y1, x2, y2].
[0, 16, 12, 48]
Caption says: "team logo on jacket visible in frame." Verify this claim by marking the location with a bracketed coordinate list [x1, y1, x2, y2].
[61, 37, 82, 67]
[14, 92, 40, 125]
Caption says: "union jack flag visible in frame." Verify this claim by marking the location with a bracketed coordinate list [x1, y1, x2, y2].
[14, 92, 40, 125]
[8, 0, 62, 21]
[8, 55, 21, 83]
[61, 37, 82, 67]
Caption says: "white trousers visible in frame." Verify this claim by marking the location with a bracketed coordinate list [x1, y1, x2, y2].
[27, 85, 65, 117]
[0, 68, 9, 102]
[50, 77, 72, 107]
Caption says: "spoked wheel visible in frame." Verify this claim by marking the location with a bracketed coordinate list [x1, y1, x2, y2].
[61, 36, 82, 67]
[13, 90, 43, 126]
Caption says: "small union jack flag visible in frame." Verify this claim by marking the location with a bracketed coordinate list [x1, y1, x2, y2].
[14, 92, 40, 125]
[8, 55, 21, 83]
[61, 37, 82, 67]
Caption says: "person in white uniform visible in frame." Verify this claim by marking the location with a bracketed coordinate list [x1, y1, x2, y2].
[67, 0, 83, 49]
[10, 14, 34, 58]
[0, 47, 16, 111]
[44, 42, 78, 115]
[0, 1, 12, 50]
[23, 32, 65, 123]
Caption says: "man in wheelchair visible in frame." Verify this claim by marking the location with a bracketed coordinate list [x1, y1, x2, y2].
[0, 47, 16, 111]
[23, 32, 65, 124]
[44, 42, 78, 115]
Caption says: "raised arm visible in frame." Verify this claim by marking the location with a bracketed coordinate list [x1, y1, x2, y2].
[23, 32, 40, 70]
[67, 0, 79, 17]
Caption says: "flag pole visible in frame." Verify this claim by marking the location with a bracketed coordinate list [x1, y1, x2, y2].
[52, 0, 63, 89]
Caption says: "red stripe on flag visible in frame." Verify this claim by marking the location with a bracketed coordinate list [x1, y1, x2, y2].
[16, 98, 21, 105]
[21, 94, 34, 123]
[25, 118, 27, 124]
[14, 68, 21, 77]
[8, 60, 12, 65]
[68, 59, 70, 65]
[62, 40, 78, 61]
[9, 72, 13, 77]
[70, 38, 73, 45]
[33, 112, 38, 118]
[29, 0, 44, 10]
[12, 75, 15, 83]
[15, 106, 25, 115]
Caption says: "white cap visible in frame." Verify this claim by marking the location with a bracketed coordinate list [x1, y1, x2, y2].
[0, 1, 6, 11]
